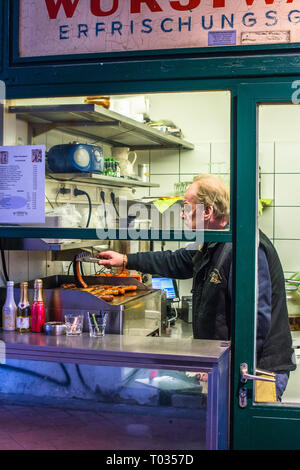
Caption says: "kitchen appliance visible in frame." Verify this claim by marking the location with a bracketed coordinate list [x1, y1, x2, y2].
[47, 143, 104, 174]
[2, 276, 162, 337]
[180, 296, 193, 324]
[152, 277, 180, 330]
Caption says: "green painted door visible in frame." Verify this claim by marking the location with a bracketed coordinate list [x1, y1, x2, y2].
[233, 81, 300, 450]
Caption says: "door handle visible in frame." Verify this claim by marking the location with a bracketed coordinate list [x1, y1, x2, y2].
[240, 363, 276, 384]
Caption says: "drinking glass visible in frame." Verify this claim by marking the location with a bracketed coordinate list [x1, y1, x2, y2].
[88, 312, 108, 337]
[64, 314, 84, 336]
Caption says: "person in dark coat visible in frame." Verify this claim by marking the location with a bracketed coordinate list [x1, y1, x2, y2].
[97, 174, 296, 400]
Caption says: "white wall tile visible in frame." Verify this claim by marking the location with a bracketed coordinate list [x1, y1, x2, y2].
[150, 149, 179, 174]
[16, 119, 29, 146]
[4, 108, 17, 146]
[259, 105, 300, 142]
[258, 208, 273, 240]
[274, 240, 300, 273]
[261, 173, 274, 200]
[132, 186, 150, 201]
[148, 91, 231, 143]
[149, 174, 179, 197]
[274, 207, 300, 239]
[46, 252, 64, 277]
[275, 142, 300, 173]
[211, 142, 230, 174]
[8, 251, 29, 283]
[161, 241, 180, 252]
[153, 241, 164, 252]
[178, 278, 193, 298]
[45, 130, 63, 151]
[180, 143, 211, 174]
[28, 252, 47, 280]
[275, 174, 300, 206]
[258, 142, 274, 173]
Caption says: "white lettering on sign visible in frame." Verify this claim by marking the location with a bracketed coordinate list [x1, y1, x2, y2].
[19, 0, 300, 57]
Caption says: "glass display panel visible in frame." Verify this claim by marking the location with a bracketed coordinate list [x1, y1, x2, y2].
[0, 359, 213, 450]
[1, 91, 231, 240]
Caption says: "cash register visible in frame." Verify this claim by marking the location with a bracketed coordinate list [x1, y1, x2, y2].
[151, 276, 180, 332]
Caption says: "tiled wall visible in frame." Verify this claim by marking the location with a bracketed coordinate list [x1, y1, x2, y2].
[3, 107, 132, 283]
[258, 104, 300, 279]
[134, 91, 231, 299]
[4, 92, 232, 301]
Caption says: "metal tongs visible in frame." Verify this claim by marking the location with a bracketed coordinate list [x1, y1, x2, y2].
[76, 250, 99, 264]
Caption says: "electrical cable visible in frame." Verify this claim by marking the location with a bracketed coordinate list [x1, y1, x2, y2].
[100, 190, 108, 228]
[67, 261, 73, 276]
[55, 189, 61, 207]
[45, 195, 54, 209]
[73, 188, 92, 228]
[110, 191, 120, 217]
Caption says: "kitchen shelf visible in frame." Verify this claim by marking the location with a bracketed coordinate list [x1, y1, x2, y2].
[47, 172, 159, 188]
[0, 238, 108, 252]
[9, 104, 195, 151]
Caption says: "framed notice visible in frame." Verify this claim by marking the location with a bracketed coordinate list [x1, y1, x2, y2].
[0, 145, 45, 224]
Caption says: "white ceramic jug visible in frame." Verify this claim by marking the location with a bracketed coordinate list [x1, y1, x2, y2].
[112, 147, 137, 177]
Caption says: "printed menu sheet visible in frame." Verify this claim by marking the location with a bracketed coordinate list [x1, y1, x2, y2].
[0, 145, 45, 224]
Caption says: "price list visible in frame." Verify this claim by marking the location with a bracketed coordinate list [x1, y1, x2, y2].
[0, 145, 45, 224]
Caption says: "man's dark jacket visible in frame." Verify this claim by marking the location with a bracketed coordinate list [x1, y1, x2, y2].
[127, 231, 295, 373]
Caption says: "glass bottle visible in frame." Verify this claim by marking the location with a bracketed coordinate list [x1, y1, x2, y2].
[31, 279, 45, 333]
[108, 158, 114, 177]
[104, 158, 108, 176]
[112, 158, 117, 177]
[2, 281, 17, 331]
[116, 161, 121, 178]
[16, 282, 31, 333]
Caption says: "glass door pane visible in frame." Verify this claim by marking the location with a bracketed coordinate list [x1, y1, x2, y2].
[257, 104, 299, 404]
[2, 91, 231, 240]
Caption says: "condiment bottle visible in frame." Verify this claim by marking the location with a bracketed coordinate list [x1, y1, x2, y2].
[31, 279, 45, 333]
[2, 281, 17, 331]
[16, 282, 31, 333]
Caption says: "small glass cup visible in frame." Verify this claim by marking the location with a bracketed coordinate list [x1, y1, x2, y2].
[64, 314, 84, 336]
[88, 312, 108, 337]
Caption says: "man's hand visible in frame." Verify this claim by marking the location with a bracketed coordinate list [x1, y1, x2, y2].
[96, 251, 125, 268]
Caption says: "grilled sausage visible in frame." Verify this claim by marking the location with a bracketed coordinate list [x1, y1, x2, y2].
[75, 260, 88, 288]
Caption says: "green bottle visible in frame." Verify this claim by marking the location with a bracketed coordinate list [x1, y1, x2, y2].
[103, 158, 108, 176]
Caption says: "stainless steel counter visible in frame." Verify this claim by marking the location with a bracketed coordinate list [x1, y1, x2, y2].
[0, 330, 229, 370]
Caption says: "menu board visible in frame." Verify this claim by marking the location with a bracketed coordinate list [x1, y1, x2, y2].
[0, 145, 45, 224]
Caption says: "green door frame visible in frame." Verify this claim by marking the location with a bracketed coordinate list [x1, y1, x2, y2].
[233, 79, 300, 450]
[3, 76, 300, 450]
[4, 1, 300, 450]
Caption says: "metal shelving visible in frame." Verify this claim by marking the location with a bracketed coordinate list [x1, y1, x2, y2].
[0, 237, 108, 252]
[47, 172, 159, 188]
[9, 104, 195, 151]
